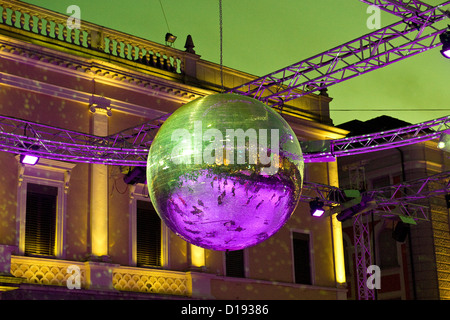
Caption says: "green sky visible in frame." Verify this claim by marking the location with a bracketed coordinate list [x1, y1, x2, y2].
[21, 0, 450, 126]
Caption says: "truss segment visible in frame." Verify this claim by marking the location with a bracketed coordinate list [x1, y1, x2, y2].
[226, 2, 450, 110]
[304, 115, 450, 162]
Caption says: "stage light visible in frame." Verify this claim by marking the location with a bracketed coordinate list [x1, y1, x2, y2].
[336, 194, 377, 222]
[20, 154, 39, 165]
[165, 33, 177, 46]
[123, 166, 146, 185]
[442, 48, 450, 59]
[310, 198, 325, 217]
[440, 30, 450, 59]
[336, 206, 359, 222]
[312, 208, 325, 217]
[438, 131, 450, 152]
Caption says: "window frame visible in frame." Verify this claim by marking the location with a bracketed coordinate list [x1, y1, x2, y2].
[129, 183, 169, 268]
[224, 249, 247, 278]
[16, 156, 75, 258]
[291, 229, 314, 285]
[24, 182, 58, 257]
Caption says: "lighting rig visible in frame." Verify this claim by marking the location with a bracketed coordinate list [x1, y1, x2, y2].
[0, 0, 449, 300]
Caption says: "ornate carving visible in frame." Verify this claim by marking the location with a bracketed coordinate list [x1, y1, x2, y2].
[113, 269, 188, 296]
[10, 258, 86, 288]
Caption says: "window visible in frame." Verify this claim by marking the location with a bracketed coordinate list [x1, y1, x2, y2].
[225, 250, 245, 278]
[129, 184, 168, 268]
[292, 232, 312, 285]
[136, 200, 161, 267]
[16, 156, 75, 258]
[24, 183, 58, 256]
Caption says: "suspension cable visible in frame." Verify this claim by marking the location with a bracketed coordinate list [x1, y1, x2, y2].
[219, 0, 224, 92]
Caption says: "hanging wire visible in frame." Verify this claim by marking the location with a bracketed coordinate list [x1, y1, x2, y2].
[219, 0, 224, 93]
[159, 0, 171, 32]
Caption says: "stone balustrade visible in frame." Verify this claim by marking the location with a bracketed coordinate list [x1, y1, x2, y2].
[10, 255, 190, 297]
[112, 266, 189, 296]
[0, 0, 185, 74]
[10, 255, 88, 288]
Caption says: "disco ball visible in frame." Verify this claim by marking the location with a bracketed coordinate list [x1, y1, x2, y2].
[147, 93, 303, 251]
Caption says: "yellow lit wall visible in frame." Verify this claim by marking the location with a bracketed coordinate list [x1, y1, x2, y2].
[327, 161, 346, 285]
[90, 111, 109, 258]
[90, 163, 109, 257]
[190, 244, 205, 268]
[332, 213, 346, 284]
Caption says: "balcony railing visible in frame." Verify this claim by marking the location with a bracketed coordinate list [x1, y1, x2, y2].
[10, 255, 87, 288]
[0, 0, 186, 74]
[112, 266, 189, 296]
[10, 255, 190, 297]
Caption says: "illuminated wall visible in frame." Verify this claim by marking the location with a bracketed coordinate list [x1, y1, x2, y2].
[0, 0, 348, 299]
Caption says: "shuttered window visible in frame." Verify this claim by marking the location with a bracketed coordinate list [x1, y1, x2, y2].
[292, 232, 312, 285]
[25, 183, 58, 257]
[136, 200, 161, 267]
[225, 250, 245, 278]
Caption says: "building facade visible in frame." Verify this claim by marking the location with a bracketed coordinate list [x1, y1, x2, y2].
[0, 1, 348, 299]
[337, 116, 450, 300]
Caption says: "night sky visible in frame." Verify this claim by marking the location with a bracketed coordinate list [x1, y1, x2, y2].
[22, 0, 450, 126]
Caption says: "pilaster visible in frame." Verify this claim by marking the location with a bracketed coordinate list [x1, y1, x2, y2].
[89, 102, 111, 259]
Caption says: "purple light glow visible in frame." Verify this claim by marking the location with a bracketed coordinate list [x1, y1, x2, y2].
[312, 208, 325, 217]
[442, 48, 450, 59]
[159, 168, 298, 251]
[20, 154, 39, 165]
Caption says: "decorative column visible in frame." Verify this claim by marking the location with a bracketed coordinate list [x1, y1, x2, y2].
[0, 245, 17, 275]
[327, 161, 347, 298]
[0, 245, 23, 291]
[89, 96, 112, 260]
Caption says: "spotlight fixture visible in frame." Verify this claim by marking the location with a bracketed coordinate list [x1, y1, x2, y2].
[336, 195, 377, 222]
[165, 33, 177, 46]
[310, 198, 325, 217]
[440, 28, 450, 59]
[336, 206, 359, 222]
[20, 154, 39, 165]
[123, 166, 146, 185]
[19, 142, 40, 166]
[438, 131, 450, 152]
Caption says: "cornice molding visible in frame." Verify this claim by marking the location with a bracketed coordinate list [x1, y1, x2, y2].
[0, 32, 211, 112]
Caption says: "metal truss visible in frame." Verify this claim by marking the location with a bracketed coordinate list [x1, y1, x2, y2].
[304, 115, 450, 162]
[0, 1, 446, 167]
[226, 1, 450, 110]
[0, 112, 447, 166]
[367, 170, 450, 202]
[0, 0, 447, 302]
[353, 213, 376, 300]
[0, 114, 166, 166]
[301, 170, 450, 220]
[300, 181, 347, 207]
[350, 170, 449, 300]
[366, 170, 450, 221]
[359, 0, 435, 20]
